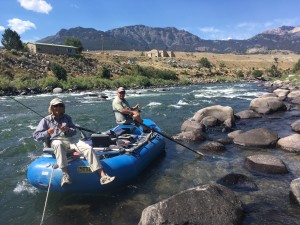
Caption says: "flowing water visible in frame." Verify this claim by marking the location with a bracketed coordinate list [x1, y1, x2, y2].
[1, 82, 300, 225]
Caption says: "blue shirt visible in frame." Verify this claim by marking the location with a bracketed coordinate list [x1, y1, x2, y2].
[33, 114, 77, 142]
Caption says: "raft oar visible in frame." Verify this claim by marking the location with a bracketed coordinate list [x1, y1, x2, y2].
[135, 119, 205, 157]
[8, 96, 97, 133]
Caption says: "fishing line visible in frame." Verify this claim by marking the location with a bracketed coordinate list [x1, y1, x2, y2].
[8, 96, 97, 133]
[40, 164, 58, 225]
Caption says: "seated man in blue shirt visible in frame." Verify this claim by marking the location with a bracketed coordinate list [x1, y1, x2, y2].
[33, 98, 115, 186]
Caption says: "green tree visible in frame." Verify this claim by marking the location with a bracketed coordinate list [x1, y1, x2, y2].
[64, 37, 83, 53]
[198, 57, 212, 68]
[1, 28, 23, 51]
[50, 63, 68, 81]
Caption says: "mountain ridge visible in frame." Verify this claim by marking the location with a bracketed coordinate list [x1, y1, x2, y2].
[38, 25, 300, 54]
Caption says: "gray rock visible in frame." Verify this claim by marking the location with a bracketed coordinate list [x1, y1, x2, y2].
[181, 120, 204, 133]
[201, 116, 218, 127]
[138, 184, 244, 225]
[287, 90, 300, 99]
[52, 87, 63, 93]
[200, 141, 225, 152]
[250, 97, 286, 114]
[217, 173, 258, 192]
[245, 154, 288, 174]
[273, 89, 289, 101]
[233, 128, 278, 147]
[291, 120, 300, 132]
[193, 105, 235, 129]
[173, 131, 206, 143]
[228, 130, 243, 139]
[290, 178, 300, 205]
[235, 110, 262, 119]
[277, 134, 300, 152]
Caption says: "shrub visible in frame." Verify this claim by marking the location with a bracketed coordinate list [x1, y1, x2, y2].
[130, 65, 178, 80]
[292, 59, 300, 73]
[38, 77, 60, 89]
[198, 57, 212, 68]
[50, 63, 68, 81]
[0, 77, 11, 91]
[252, 70, 263, 78]
[95, 66, 111, 79]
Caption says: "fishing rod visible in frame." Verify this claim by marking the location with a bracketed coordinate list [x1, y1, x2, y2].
[8, 96, 97, 133]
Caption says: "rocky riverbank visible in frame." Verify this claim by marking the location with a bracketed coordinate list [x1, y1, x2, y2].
[138, 80, 300, 224]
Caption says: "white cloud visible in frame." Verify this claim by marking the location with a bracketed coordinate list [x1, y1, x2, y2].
[18, 0, 52, 14]
[0, 26, 5, 31]
[8, 18, 36, 34]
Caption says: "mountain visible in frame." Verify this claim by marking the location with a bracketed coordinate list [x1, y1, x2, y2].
[38, 25, 300, 54]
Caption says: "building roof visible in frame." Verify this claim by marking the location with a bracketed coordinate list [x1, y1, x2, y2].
[27, 42, 78, 49]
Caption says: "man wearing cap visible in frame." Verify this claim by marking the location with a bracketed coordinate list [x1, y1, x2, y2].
[33, 98, 115, 186]
[112, 87, 141, 123]
[112, 87, 150, 132]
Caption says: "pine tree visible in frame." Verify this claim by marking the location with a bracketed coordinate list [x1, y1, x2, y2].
[1, 28, 23, 51]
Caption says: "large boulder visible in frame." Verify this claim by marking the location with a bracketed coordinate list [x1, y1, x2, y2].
[245, 154, 288, 174]
[138, 184, 244, 225]
[250, 97, 286, 114]
[290, 178, 300, 205]
[277, 134, 300, 152]
[233, 128, 278, 147]
[193, 105, 235, 129]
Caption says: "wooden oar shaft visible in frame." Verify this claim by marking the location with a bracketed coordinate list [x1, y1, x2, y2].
[136, 120, 204, 157]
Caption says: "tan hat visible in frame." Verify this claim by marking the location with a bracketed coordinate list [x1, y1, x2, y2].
[117, 87, 125, 92]
[48, 98, 64, 114]
[50, 98, 64, 106]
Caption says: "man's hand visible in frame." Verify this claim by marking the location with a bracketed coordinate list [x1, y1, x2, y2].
[59, 124, 69, 132]
[47, 128, 54, 135]
[132, 104, 141, 110]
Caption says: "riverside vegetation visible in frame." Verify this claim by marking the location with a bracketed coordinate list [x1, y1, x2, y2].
[1, 48, 300, 95]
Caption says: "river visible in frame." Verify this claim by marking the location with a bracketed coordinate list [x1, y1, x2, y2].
[1, 82, 300, 225]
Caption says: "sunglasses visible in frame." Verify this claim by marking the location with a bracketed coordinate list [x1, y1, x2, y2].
[53, 104, 64, 108]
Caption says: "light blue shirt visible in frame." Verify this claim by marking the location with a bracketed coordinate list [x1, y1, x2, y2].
[33, 114, 76, 142]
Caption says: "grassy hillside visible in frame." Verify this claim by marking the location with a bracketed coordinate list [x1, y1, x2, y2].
[1, 49, 300, 95]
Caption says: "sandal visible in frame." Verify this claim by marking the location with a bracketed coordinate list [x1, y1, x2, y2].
[61, 173, 72, 186]
[100, 174, 115, 185]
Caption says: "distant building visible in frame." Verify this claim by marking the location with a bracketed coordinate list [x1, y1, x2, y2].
[146, 49, 175, 58]
[26, 42, 78, 55]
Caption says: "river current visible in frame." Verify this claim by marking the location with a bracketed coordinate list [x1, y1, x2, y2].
[1, 82, 300, 225]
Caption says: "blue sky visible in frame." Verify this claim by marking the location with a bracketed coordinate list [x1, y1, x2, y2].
[1, 0, 300, 43]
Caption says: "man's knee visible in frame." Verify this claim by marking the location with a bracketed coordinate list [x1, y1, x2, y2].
[51, 140, 63, 148]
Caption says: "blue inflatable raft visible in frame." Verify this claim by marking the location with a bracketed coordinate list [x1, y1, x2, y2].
[27, 119, 165, 193]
